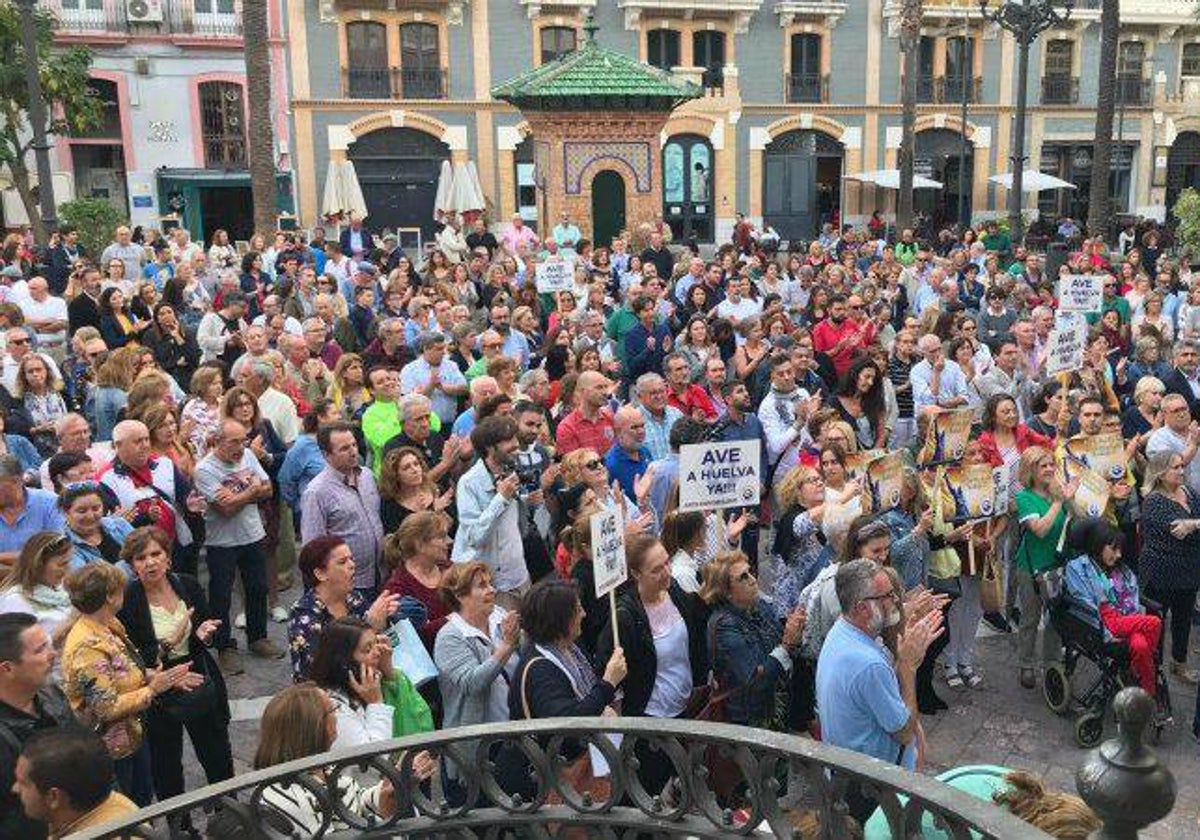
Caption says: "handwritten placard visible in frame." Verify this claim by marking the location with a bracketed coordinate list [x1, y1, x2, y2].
[678, 439, 761, 513]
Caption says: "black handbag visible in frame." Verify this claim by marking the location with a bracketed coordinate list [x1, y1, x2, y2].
[157, 650, 218, 723]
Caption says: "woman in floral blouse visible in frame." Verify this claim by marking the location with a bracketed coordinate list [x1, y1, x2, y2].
[61, 563, 200, 805]
[287, 536, 400, 681]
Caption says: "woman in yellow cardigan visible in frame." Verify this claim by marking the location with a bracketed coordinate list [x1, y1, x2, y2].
[61, 563, 199, 806]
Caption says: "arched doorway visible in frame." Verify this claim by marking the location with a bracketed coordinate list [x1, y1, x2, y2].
[914, 128, 973, 230]
[591, 170, 626, 248]
[663, 134, 713, 244]
[763, 129, 843, 243]
[347, 127, 450, 241]
[1167, 132, 1200, 214]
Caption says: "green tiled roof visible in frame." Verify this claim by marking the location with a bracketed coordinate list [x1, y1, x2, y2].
[491, 30, 701, 111]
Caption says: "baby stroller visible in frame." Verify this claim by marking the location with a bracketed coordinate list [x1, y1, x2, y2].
[1038, 521, 1171, 748]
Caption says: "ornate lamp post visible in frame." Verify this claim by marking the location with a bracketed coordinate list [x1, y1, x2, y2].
[980, 0, 1073, 244]
[15, 0, 59, 234]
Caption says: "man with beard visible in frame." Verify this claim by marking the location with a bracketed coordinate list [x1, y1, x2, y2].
[488, 303, 530, 369]
[452, 415, 529, 609]
[1161, 339, 1200, 420]
[513, 401, 560, 581]
[758, 357, 818, 495]
[811, 294, 870, 378]
[816, 558, 943, 822]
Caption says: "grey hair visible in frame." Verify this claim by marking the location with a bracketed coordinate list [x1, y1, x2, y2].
[519, 368, 548, 390]
[633, 373, 664, 397]
[398, 393, 432, 424]
[1173, 338, 1200, 357]
[232, 355, 275, 385]
[0, 454, 22, 481]
[55, 413, 88, 438]
[835, 558, 883, 614]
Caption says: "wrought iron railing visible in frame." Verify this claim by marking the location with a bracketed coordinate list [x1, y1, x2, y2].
[1115, 76, 1152, 106]
[344, 66, 393, 99]
[915, 75, 936, 104]
[936, 75, 982, 104]
[63, 717, 1106, 840]
[1041, 75, 1079, 105]
[399, 67, 448, 100]
[786, 72, 829, 104]
[45, 0, 242, 37]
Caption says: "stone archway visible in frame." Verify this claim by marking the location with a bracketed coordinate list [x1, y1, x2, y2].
[346, 126, 451, 240]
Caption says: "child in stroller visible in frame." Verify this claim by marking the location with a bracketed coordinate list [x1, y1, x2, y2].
[1062, 518, 1169, 728]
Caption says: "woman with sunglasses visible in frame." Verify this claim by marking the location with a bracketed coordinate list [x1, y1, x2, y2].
[0, 531, 75, 640]
[116, 526, 232, 829]
[700, 551, 805, 730]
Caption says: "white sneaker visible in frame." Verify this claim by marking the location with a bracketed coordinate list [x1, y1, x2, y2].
[235, 612, 246, 629]
[271, 606, 289, 623]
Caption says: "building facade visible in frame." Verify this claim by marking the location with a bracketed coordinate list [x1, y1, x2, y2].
[285, 0, 1200, 248]
[10, 0, 294, 242]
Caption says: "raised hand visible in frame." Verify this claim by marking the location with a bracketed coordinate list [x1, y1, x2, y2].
[367, 591, 402, 629]
[348, 664, 384, 705]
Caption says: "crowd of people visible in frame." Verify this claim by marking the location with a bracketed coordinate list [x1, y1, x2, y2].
[0, 209, 1190, 838]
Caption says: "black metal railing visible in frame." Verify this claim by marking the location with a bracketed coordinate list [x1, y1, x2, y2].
[1116, 76, 1151, 106]
[66, 712, 1174, 840]
[399, 67, 448, 100]
[1042, 75, 1079, 105]
[787, 72, 829, 104]
[916, 75, 936, 103]
[344, 66, 393, 99]
[937, 75, 982, 104]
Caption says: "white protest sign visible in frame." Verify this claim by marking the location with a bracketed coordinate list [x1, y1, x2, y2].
[590, 507, 627, 598]
[678, 439, 762, 513]
[535, 257, 575, 294]
[1057, 274, 1104, 313]
[1045, 318, 1089, 376]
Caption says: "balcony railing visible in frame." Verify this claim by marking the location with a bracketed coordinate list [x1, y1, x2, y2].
[46, 0, 242, 37]
[1041, 75, 1079, 105]
[343, 66, 448, 99]
[66, 699, 1177, 840]
[936, 75, 982, 104]
[915, 75, 936, 103]
[1115, 76, 1151, 106]
[786, 72, 828, 104]
[400, 67, 448, 99]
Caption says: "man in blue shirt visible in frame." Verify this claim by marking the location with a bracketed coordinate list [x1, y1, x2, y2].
[0, 455, 65, 567]
[816, 558, 943, 823]
[605, 405, 652, 501]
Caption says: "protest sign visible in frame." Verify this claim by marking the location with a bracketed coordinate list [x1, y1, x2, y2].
[535, 257, 575, 293]
[1057, 274, 1104, 313]
[1068, 467, 1112, 519]
[1044, 318, 1088, 377]
[678, 439, 761, 512]
[1063, 432, 1127, 482]
[843, 448, 882, 482]
[918, 409, 973, 465]
[590, 507, 627, 598]
[941, 463, 998, 522]
[861, 451, 904, 513]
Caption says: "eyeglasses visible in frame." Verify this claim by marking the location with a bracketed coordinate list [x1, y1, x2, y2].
[9, 337, 29, 345]
[863, 591, 899, 604]
[584, 459, 603, 470]
[734, 570, 755, 583]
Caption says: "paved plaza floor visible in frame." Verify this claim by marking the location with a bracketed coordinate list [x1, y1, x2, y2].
[180, 580, 1200, 838]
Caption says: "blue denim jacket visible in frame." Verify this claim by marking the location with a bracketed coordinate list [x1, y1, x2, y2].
[278, 434, 326, 508]
[708, 600, 790, 727]
[67, 516, 134, 575]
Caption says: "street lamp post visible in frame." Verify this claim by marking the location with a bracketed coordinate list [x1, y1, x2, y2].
[980, 0, 1073, 245]
[16, 0, 59, 234]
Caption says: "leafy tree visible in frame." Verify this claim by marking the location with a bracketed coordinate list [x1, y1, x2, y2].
[1171, 188, 1200, 263]
[0, 1, 101, 240]
[60, 197, 126, 256]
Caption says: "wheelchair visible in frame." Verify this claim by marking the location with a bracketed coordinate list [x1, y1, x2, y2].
[1037, 567, 1171, 748]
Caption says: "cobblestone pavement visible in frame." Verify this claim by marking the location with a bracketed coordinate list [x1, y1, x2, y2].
[179, 581, 1199, 837]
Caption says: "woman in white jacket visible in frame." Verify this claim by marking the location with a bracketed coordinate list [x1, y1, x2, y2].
[254, 684, 435, 835]
[306, 617, 397, 749]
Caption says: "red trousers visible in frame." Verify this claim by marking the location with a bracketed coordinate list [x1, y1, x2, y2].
[1100, 604, 1162, 696]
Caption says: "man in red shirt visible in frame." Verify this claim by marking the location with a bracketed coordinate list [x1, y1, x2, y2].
[664, 352, 717, 421]
[556, 370, 615, 455]
[811, 294, 874, 379]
